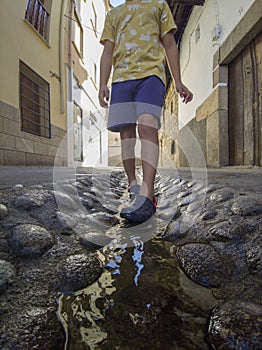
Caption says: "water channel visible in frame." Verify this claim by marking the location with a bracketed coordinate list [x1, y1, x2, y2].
[56, 173, 217, 350]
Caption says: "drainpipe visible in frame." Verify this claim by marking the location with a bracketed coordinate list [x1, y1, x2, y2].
[59, 0, 67, 114]
[68, 0, 73, 102]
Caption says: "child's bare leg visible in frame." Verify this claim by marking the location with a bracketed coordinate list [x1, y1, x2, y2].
[138, 114, 159, 200]
[120, 124, 137, 186]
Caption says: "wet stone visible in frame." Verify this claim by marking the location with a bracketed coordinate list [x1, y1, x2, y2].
[56, 183, 79, 196]
[90, 186, 103, 198]
[101, 204, 119, 215]
[177, 190, 191, 199]
[244, 234, 262, 277]
[0, 204, 8, 220]
[113, 190, 125, 198]
[1, 208, 38, 230]
[56, 212, 77, 229]
[80, 197, 95, 210]
[213, 276, 262, 303]
[13, 184, 24, 189]
[52, 191, 79, 210]
[186, 200, 202, 213]
[201, 209, 217, 221]
[9, 224, 54, 258]
[86, 212, 119, 227]
[209, 188, 233, 202]
[157, 206, 179, 222]
[14, 192, 45, 209]
[207, 300, 262, 350]
[157, 198, 171, 209]
[0, 260, 16, 294]
[56, 253, 102, 293]
[206, 184, 218, 193]
[160, 220, 189, 242]
[82, 192, 100, 203]
[178, 193, 196, 207]
[231, 196, 262, 216]
[176, 243, 232, 287]
[210, 221, 243, 240]
[78, 232, 109, 249]
[78, 177, 92, 187]
[75, 181, 84, 190]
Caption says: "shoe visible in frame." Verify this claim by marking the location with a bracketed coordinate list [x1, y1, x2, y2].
[128, 184, 141, 200]
[120, 195, 157, 223]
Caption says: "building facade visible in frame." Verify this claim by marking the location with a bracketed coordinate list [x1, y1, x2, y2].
[0, 0, 109, 167]
[64, 0, 109, 168]
[162, 0, 262, 168]
[0, 0, 67, 166]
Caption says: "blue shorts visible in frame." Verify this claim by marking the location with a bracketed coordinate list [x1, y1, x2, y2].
[108, 75, 166, 132]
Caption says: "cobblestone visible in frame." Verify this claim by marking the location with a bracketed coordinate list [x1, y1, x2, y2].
[0, 166, 261, 349]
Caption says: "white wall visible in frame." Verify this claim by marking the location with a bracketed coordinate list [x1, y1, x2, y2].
[178, 0, 255, 127]
[82, 0, 108, 167]
[67, 0, 108, 167]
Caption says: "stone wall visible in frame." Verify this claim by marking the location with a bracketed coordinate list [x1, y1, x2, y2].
[0, 100, 67, 166]
[163, 0, 262, 168]
[159, 84, 179, 168]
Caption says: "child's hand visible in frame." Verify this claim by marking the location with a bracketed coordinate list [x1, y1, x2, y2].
[176, 83, 193, 104]
[99, 86, 110, 108]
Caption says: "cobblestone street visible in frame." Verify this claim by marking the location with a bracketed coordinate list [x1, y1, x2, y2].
[0, 166, 261, 349]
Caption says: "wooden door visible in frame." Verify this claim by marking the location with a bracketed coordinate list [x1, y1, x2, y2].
[228, 31, 262, 166]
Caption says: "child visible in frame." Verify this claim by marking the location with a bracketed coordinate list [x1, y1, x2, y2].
[99, 0, 193, 223]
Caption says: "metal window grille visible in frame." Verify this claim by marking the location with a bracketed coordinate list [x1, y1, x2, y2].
[25, 0, 49, 40]
[20, 61, 51, 138]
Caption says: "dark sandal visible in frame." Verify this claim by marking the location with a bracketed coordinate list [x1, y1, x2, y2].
[120, 195, 156, 223]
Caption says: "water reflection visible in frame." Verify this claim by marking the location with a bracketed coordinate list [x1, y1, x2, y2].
[131, 236, 144, 286]
[57, 235, 216, 349]
[57, 270, 116, 350]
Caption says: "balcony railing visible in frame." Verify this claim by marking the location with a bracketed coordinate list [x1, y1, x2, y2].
[25, 0, 49, 40]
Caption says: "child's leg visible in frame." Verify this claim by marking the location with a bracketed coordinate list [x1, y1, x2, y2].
[120, 124, 138, 187]
[137, 114, 159, 200]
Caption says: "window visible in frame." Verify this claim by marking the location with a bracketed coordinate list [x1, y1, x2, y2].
[171, 141, 176, 155]
[73, 103, 83, 161]
[20, 61, 50, 138]
[25, 0, 51, 41]
[73, 10, 83, 56]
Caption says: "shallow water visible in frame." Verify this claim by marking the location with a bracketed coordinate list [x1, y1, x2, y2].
[57, 233, 217, 350]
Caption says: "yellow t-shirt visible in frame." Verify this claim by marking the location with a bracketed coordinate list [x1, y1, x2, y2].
[100, 0, 177, 85]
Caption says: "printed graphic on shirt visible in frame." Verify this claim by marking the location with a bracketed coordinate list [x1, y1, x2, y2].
[100, 0, 177, 85]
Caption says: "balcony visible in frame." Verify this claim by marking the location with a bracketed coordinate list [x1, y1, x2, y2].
[25, 0, 49, 40]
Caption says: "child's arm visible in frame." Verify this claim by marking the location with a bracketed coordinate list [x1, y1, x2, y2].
[162, 32, 193, 104]
[99, 40, 114, 107]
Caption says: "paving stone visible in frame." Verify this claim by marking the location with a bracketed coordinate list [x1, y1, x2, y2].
[200, 209, 217, 220]
[209, 188, 234, 202]
[244, 234, 262, 277]
[9, 224, 54, 257]
[0, 259, 16, 293]
[56, 212, 77, 230]
[231, 196, 262, 216]
[210, 221, 243, 240]
[56, 253, 102, 293]
[52, 191, 79, 210]
[207, 300, 262, 350]
[14, 192, 45, 209]
[0, 204, 8, 219]
[176, 243, 232, 287]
